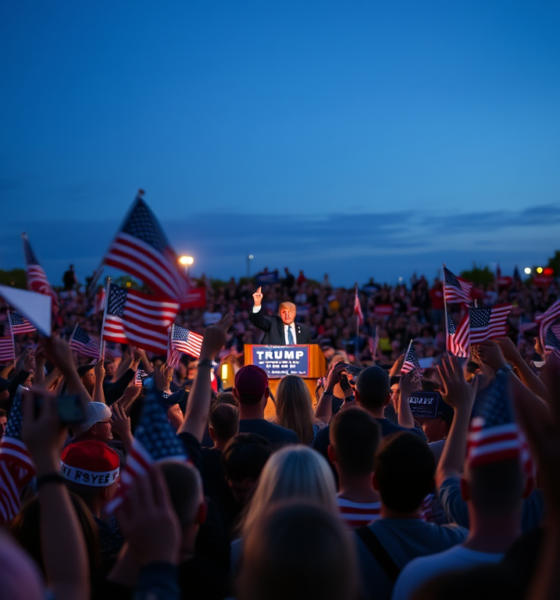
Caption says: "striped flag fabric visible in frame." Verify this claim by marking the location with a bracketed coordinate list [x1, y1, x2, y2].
[443, 266, 473, 305]
[21, 233, 58, 307]
[134, 368, 148, 387]
[467, 373, 534, 484]
[169, 324, 203, 361]
[468, 304, 512, 344]
[70, 325, 108, 359]
[401, 341, 422, 375]
[103, 192, 188, 304]
[447, 313, 469, 357]
[354, 283, 364, 326]
[101, 284, 128, 345]
[101, 284, 180, 354]
[0, 319, 15, 364]
[535, 300, 560, 351]
[105, 379, 188, 513]
[8, 311, 36, 335]
[0, 389, 35, 523]
[544, 327, 560, 356]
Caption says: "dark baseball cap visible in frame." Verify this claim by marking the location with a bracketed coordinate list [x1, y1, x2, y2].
[234, 365, 269, 405]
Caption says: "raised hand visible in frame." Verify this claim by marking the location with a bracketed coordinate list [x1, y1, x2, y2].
[324, 362, 346, 393]
[94, 359, 106, 382]
[495, 337, 522, 365]
[472, 340, 507, 372]
[111, 403, 133, 450]
[23, 348, 36, 373]
[199, 313, 233, 361]
[116, 467, 181, 566]
[437, 354, 477, 416]
[253, 286, 263, 307]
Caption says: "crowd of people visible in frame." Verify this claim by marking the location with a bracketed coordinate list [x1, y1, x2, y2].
[0, 265, 559, 600]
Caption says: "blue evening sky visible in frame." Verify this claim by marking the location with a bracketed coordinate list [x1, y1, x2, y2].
[1, 1, 560, 286]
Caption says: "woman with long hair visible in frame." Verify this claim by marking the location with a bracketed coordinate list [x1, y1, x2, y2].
[275, 375, 327, 444]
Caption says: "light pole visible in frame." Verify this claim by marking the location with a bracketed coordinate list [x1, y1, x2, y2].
[247, 254, 254, 278]
[179, 255, 194, 277]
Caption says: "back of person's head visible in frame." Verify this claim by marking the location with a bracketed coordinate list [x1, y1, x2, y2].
[355, 366, 390, 411]
[209, 402, 239, 442]
[329, 407, 381, 477]
[234, 365, 269, 406]
[241, 445, 337, 536]
[11, 493, 102, 578]
[275, 375, 314, 445]
[0, 533, 44, 600]
[464, 459, 524, 514]
[158, 461, 204, 530]
[216, 391, 238, 407]
[222, 433, 273, 483]
[374, 432, 435, 513]
[237, 501, 360, 600]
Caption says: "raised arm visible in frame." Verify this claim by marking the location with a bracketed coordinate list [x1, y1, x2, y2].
[178, 314, 233, 442]
[21, 389, 89, 600]
[92, 360, 106, 404]
[249, 287, 272, 332]
[397, 371, 419, 429]
[43, 336, 91, 401]
[435, 354, 477, 489]
[314, 362, 346, 423]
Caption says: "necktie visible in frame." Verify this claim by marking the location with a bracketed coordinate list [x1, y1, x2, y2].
[287, 327, 295, 345]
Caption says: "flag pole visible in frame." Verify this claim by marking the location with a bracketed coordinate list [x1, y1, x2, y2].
[99, 277, 111, 361]
[402, 339, 413, 374]
[442, 263, 449, 354]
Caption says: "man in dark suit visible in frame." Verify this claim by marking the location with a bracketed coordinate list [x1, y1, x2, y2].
[250, 286, 312, 345]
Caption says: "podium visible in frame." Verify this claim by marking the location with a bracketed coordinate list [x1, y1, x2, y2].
[244, 344, 326, 419]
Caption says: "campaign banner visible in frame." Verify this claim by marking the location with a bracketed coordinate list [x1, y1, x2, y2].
[255, 272, 280, 286]
[373, 304, 394, 316]
[183, 287, 207, 308]
[408, 391, 441, 419]
[252, 345, 310, 377]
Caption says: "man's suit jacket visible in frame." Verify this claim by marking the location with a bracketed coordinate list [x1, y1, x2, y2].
[250, 309, 311, 345]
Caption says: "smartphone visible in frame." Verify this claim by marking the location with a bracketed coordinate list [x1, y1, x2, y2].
[34, 394, 86, 425]
[340, 363, 363, 378]
[340, 375, 352, 393]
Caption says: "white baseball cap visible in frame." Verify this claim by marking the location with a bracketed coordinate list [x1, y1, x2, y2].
[72, 402, 112, 437]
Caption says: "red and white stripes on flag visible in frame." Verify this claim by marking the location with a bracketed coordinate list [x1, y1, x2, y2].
[94, 287, 106, 314]
[354, 283, 364, 326]
[123, 291, 179, 354]
[0, 391, 35, 523]
[468, 304, 512, 345]
[446, 313, 469, 357]
[401, 340, 422, 375]
[169, 324, 203, 361]
[443, 266, 473, 305]
[8, 311, 36, 335]
[103, 192, 188, 304]
[0, 318, 15, 364]
[535, 299, 560, 352]
[101, 284, 180, 353]
[21, 233, 58, 308]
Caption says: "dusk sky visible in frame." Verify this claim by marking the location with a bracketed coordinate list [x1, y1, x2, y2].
[2, 1, 560, 287]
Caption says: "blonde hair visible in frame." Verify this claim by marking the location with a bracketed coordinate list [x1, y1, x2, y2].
[237, 500, 360, 600]
[275, 375, 316, 445]
[240, 446, 337, 538]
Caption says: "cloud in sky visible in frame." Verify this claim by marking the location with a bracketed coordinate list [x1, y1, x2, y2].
[0, 203, 557, 286]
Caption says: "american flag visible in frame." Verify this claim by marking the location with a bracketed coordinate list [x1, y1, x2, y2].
[443, 266, 473, 305]
[69, 325, 115, 359]
[8, 311, 36, 335]
[105, 379, 188, 513]
[535, 300, 560, 352]
[468, 304, 512, 344]
[467, 373, 534, 485]
[446, 313, 469, 357]
[0, 318, 15, 363]
[401, 341, 422, 375]
[101, 284, 180, 354]
[134, 368, 149, 387]
[354, 283, 364, 326]
[21, 233, 58, 307]
[544, 327, 560, 356]
[169, 324, 203, 361]
[0, 389, 35, 523]
[103, 192, 188, 304]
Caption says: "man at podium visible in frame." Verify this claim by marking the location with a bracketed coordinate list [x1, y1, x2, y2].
[250, 286, 312, 345]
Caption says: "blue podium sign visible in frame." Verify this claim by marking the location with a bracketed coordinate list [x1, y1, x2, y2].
[252, 345, 310, 377]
